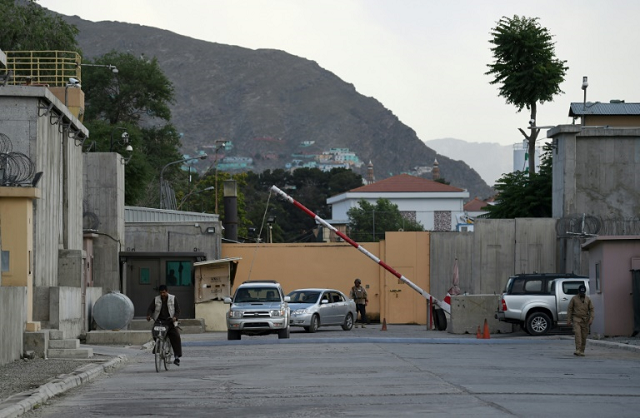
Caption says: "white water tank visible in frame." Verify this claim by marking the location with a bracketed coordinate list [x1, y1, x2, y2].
[93, 291, 135, 330]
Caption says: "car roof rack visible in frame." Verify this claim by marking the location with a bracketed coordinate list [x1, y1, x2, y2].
[242, 280, 277, 284]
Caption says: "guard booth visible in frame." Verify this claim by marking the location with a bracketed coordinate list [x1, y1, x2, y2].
[193, 257, 241, 331]
[119, 251, 206, 319]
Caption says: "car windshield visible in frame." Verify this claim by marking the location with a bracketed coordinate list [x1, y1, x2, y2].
[234, 287, 280, 303]
[288, 291, 320, 303]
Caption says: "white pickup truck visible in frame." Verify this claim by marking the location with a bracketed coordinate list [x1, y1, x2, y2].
[495, 273, 589, 336]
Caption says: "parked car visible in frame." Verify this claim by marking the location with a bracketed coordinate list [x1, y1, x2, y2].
[495, 273, 589, 336]
[288, 288, 356, 332]
[224, 280, 291, 340]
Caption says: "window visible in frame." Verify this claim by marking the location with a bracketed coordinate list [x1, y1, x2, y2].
[166, 261, 192, 286]
[595, 262, 601, 293]
[523, 279, 542, 293]
[562, 281, 585, 295]
[1, 250, 9, 272]
[139, 267, 150, 284]
[510, 279, 525, 294]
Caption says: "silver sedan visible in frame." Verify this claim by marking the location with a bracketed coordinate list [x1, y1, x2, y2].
[287, 288, 356, 333]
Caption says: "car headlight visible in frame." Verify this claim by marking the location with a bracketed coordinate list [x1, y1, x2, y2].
[270, 309, 285, 317]
[292, 309, 310, 315]
[229, 310, 243, 318]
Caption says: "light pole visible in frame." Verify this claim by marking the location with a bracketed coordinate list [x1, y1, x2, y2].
[110, 127, 130, 152]
[267, 216, 276, 243]
[78, 63, 118, 73]
[213, 140, 228, 213]
[177, 186, 215, 211]
[159, 154, 208, 209]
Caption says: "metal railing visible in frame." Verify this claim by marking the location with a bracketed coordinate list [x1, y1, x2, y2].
[2, 50, 81, 87]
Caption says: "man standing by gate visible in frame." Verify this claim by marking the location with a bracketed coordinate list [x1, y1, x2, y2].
[350, 278, 368, 328]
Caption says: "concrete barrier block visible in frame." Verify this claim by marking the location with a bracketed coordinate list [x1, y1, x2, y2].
[24, 331, 49, 359]
[449, 295, 513, 335]
[49, 339, 80, 349]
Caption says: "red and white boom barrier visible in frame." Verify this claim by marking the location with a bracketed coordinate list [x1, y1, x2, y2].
[270, 185, 451, 314]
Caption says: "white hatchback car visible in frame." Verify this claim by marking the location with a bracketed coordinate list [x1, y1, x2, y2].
[287, 288, 356, 333]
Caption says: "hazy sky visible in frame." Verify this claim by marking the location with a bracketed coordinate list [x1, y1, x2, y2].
[39, 0, 640, 147]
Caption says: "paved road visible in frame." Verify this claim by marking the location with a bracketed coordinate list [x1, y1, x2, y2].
[21, 326, 640, 418]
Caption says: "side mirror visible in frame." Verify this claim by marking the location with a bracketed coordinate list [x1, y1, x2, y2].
[223, 297, 232, 304]
[284, 296, 291, 302]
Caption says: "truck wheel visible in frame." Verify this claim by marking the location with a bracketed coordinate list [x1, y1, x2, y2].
[526, 312, 551, 336]
[432, 306, 447, 331]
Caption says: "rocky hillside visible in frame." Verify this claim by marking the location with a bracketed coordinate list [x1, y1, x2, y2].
[62, 15, 494, 200]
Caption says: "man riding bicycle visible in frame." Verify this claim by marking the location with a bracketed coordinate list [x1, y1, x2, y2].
[147, 285, 183, 365]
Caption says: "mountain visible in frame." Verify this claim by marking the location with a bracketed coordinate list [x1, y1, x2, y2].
[424, 138, 514, 187]
[60, 14, 494, 200]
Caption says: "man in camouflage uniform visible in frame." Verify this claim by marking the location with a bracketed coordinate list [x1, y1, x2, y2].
[567, 284, 594, 357]
[350, 278, 368, 328]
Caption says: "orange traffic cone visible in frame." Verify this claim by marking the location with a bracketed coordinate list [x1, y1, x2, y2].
[476, 325, 482, 339]
[483, 319, 490, 339]
[381, 318, 387, 331]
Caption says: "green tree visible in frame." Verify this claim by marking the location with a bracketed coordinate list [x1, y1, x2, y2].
[485, 148, 552, 218]
[347, 199, 424, 242]
[81, 51, 174, 124]
[0, 0, 79, 51]
[240, 168, 363, 243]
[486, 15, 568, 174]
[81, 51, 182, 206]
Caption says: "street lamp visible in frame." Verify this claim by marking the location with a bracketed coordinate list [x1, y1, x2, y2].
[159, 154, 208, 209]
[177, 186, 215, 211]
[213, 140, 228, 213]
[78, 63, 119, 73]
[267, 216, 276, 243]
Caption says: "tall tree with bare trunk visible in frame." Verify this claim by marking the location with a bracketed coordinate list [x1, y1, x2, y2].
[486, 15, 567, 174]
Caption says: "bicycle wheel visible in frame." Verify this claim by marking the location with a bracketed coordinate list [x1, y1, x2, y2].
[154, 338, 163, 373]
[163, 338, 173, 371]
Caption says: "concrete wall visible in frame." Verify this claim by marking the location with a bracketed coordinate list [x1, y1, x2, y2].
[58, 249, 84, 287]
[430, 218, 558, 297]
[49, 287, 83, 338]
[83, 153, 124, 292]
[0, 287, 27, 365]
[551, 125, 640, 275]
[0, 87, 86, 281]
[126, 222, 220, 261]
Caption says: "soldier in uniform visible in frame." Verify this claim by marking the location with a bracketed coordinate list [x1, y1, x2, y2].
[349, 278, 369, 328]
[567, 284, 594, 356]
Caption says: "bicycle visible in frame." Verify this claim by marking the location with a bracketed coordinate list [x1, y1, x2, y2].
[152, 319, 174, 372]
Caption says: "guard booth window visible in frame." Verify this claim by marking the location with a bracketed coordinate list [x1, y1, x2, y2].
[166, 261, 192, 286]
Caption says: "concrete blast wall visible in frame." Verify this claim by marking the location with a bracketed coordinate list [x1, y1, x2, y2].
[0, 287, 27, 365]
[431, 218, 558, 296]
[49, 287, 83, 338]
